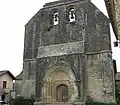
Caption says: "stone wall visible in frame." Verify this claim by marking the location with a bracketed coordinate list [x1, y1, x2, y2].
[86, 52, 115, 103]
[15, 80, 22, 96]
[21, 80, 35, 98]
[36, 54, 86, 102]
[22, 0, 116, 103]
[22, 60, 36, 98]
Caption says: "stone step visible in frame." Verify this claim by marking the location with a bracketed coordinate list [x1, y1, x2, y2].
[34, 102, 85, 105]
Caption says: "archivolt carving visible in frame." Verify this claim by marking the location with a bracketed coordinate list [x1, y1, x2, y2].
[42, 63, 78, 102]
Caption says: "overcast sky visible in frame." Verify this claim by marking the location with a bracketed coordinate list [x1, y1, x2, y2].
[0, 0, 120, 76]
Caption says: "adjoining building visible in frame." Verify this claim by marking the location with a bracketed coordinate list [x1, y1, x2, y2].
[115, 72, 120, 85]
[0, 70, 15, 104]
[14, 70, 23, 97]
[21, 0, 116, 105]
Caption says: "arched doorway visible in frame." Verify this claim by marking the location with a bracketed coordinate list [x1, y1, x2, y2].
[42, 64, 78, 102]
[56, 84, 68, 102]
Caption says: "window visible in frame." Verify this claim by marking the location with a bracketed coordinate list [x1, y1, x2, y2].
[1, 94, 5, 101]
[68, 7, 75, 22]
[53, 11, 59, 25]
[3, 81, 7, 89]
[56, 84, 68, 102]
[50, 9, 59, 26]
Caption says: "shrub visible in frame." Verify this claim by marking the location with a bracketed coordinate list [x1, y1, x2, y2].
[12, 96, 34, 105]
[115, 84, 120, 105]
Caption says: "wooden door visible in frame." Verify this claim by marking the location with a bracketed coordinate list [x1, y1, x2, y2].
[56, 84, 68, 102]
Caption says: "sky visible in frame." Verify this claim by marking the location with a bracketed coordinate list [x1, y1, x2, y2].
[0, 0, 120, 76]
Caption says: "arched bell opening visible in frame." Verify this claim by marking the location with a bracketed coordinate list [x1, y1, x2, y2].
[66, 5, 76, 23]
[50, 9, 59, 26]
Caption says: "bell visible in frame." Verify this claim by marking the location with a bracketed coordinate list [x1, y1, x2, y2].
[71, 14, 74, 19]
[70, 11, 75, 19]
[54, 14, 58, 21]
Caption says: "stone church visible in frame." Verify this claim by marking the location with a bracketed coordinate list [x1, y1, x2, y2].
[21, 0, 116, 104]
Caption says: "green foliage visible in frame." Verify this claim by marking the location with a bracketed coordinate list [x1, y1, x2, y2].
[12, 96, 34, 105]
[86, 96, 116, 105]
[115, 84, 120, 105]
[86, 102, 116, 105]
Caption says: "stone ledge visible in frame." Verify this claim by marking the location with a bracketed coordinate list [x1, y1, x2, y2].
[34, 101, 85, 105]
[37, 41, 84, 58]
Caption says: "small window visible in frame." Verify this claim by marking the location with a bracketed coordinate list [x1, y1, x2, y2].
[68, 8, 75, 22]
[53, 12, 59, 25]
[1, 94, 5, 101]
[3, 81, 7, 89]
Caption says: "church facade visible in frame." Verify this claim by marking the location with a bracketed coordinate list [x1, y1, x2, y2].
[22, 0, 116, 104]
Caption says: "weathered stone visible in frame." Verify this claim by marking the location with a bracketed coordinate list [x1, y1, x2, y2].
[37, 41, 84, 58]
[21, 0, 116, 104]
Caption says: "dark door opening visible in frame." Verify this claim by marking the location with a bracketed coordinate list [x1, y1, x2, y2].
[56, 84, 68, 102]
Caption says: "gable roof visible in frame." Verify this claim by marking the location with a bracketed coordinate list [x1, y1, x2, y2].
[15, 70, 23, 80]
[0, 70, 15, 80]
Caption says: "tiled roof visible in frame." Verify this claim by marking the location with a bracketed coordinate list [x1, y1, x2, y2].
[0, 71, 8, 76]
[104, 0, 118, 39]
[0, 70, 15, 80]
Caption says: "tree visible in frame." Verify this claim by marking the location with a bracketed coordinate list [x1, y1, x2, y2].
[115, 84, 120, 105]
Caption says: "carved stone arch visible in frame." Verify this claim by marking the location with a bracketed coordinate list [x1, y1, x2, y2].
[44, 61, 78, 81]
[42, 62, 78, 102]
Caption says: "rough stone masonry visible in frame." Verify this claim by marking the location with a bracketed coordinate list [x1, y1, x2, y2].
[21, 0, 116, 104]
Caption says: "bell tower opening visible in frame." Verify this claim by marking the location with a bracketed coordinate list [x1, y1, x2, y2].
[53, 11, 59, 25]
[68, 8, 75, 22]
